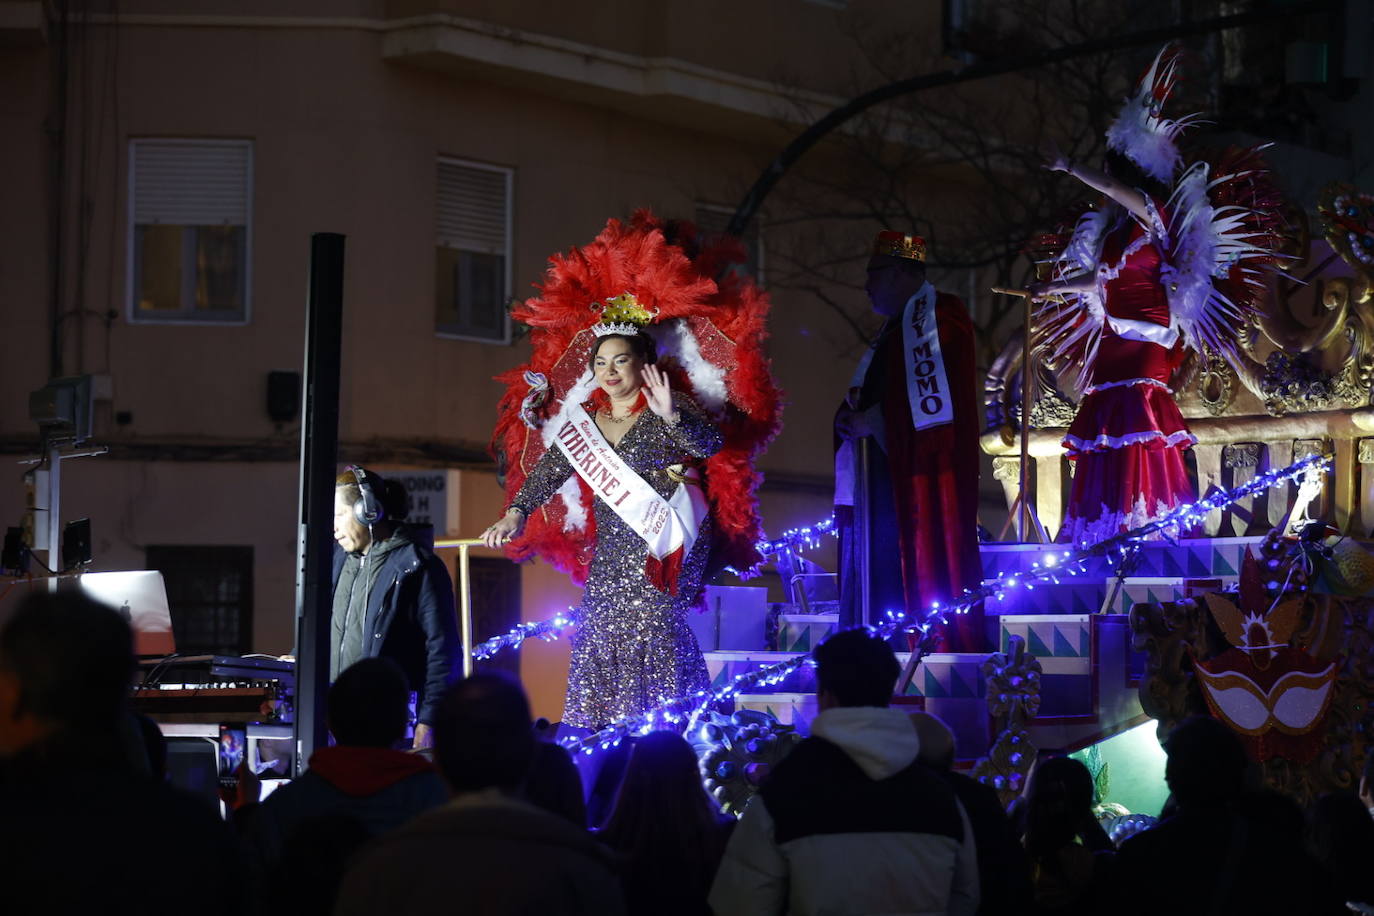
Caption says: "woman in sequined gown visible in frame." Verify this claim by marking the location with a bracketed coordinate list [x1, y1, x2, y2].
[483, 333, 720, 728]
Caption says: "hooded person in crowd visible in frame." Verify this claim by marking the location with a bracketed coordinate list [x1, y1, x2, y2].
[710, 628, 978, 916]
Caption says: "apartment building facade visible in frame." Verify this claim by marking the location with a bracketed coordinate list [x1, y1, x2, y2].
[0, 0, 931, 716]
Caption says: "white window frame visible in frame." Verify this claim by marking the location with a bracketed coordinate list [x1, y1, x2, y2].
[696, 202, 765, 285]
[125, 138, 254, 326]
[435, 156, 514, 345]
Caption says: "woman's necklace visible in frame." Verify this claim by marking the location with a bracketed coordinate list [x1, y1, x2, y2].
[599, 407, 637, 424]
[599, 398, 642, 424]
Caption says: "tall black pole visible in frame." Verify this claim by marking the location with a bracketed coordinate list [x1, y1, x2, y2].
[47, 0, 70, 378]
[293, 233, 345, 772]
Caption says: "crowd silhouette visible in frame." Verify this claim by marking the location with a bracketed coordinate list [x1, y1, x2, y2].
[0, 591, 1368, 916]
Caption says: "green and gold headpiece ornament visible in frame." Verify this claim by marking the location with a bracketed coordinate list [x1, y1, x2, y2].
[591, 291, 657, 337]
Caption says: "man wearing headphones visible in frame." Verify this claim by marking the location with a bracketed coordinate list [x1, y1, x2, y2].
[332, 466, 461, 749]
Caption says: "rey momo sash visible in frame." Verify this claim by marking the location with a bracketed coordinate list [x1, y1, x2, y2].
[901, 282, 954, 432]
[551, 404, 709, 594]
[835, 282, 953, 507]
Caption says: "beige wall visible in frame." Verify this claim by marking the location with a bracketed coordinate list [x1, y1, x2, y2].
[0, 4, 887, 721]
[382, 0, 932, 99]
[2, 20, 868, 445]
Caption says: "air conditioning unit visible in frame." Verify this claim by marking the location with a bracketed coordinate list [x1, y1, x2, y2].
[29, 375, 94, 443]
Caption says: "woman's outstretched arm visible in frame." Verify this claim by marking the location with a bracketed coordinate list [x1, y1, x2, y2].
[1046, 155, 1151, 222]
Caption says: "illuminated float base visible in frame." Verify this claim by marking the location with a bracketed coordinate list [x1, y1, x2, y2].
[688, 533, 1372, 816]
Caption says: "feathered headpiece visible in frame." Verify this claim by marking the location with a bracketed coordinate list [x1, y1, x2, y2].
[1105, 45, 1201, 184]
[1036, 47, 1283, 385]
[491, 211, 783, 584]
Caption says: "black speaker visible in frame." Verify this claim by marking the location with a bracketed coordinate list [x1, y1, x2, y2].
[62, 518, 92, 570]
[267, 370, 301, 424]
[2, 527, 28, 575]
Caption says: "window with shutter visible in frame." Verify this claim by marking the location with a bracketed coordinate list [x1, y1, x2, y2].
[436, 158, 512, 342]
[695, 203, 764, 284]
[127, 139, 253, 323]
[145, 545, 254, 656]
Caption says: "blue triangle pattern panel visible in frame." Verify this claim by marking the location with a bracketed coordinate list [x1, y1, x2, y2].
[920, 657, 986, 699]
[985, 582, 1104, 616]
[979, 539, 1267, 587]
[949, 665, 974, 699]
[1052, 625, 1079, 658]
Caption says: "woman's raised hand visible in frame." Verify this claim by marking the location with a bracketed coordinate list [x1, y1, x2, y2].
[482, 509, 525, 548]
[642, 364, 675, 419]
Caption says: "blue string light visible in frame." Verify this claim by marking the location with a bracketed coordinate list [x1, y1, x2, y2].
[469, 610, 576, 661]
[725, 514, 842, 576]
[756, 515, 839, 556]
[557, 451, 1333, 756]
[479, 516, 846, 663]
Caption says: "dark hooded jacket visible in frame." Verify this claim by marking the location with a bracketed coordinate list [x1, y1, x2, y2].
[331, 525, 460, 725]
[335, 793, 627, 916]
[239, 745, 447, 869]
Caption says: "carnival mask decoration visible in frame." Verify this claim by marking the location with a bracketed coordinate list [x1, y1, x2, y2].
[1193, 548, 1336, 763]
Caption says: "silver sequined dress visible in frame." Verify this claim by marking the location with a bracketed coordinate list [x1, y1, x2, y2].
[512, 391, 720, 728]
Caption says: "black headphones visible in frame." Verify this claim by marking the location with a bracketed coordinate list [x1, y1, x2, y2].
[347, 465, 385, 527]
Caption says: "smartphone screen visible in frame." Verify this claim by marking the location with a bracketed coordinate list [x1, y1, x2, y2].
[217, 724, 247, 784]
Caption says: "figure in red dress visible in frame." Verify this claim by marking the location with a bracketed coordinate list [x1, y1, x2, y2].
[1030, 47, 1278, 546]
[1035, 178, 1197, 545]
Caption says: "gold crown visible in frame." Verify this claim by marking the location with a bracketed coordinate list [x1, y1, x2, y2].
[591, 292, 656, 336]
[872, 230, 927, 262]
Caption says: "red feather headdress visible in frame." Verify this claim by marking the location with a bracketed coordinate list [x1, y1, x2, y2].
[491, 211, 783, 585]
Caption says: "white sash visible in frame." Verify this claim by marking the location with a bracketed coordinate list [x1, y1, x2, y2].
[552, 405, 708, 569]
[901, 282, 954, 431]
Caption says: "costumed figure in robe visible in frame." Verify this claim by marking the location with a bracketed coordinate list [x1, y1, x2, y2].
[484, 213, 782, 729]
[1029, 46, 1282, 546]
[834, 231, 984, 651]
